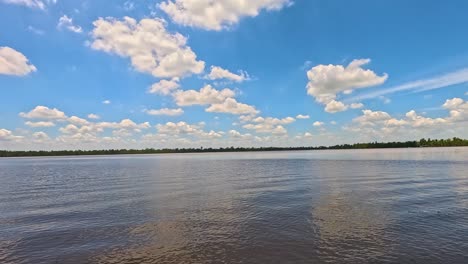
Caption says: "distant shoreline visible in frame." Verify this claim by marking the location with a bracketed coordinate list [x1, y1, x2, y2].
[1, 138, 467, 157]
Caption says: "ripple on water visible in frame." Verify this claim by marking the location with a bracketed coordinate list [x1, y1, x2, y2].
[0, 148, 468, 263]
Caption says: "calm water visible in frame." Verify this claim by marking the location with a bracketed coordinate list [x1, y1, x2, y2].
[1, 148, 468, 264]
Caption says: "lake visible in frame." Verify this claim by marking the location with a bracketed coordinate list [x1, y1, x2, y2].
[1, 148, 468, 263]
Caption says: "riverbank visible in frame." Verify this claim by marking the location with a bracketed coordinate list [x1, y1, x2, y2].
[1, 137, 467, 157]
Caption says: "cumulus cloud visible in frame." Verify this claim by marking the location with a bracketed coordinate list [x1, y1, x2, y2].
[67, 116, 90, 126]
[142, 121, 225, 142]
[32, 131, 50, 142]
[102, 100, 111, 105]
[173, 84, 258, 115]
[173, 85, 235, 106]
[324, 100, 348, 113]
[57, 15, 83, 33]
[206, 98, 259, 115]
[252, 116, 295, 125]
[296, 114, 310, 119]
[59, 124, 98, 135]
[350, 103, 364, 109]
[145, 108, 184, 116]
[306, 59, 387, 113]
[228, 129, 253, 139]
[19, 106, 67, 120]
[96, 119, 150, 131]
[442, 97, 467, 110]
[88, 113, 100, 120]
[25, 121, 55, 127]
[156, 121, 206, 136]
[17, 107, 154, 146]
[0, 46, 37, 76]
[271, 125, 287, 135]
[90, 16, 205, 78]
[205, 66, 249, 82]
[404, 111, 447, 128]
[353, 110, 392, 126]
[159, 0, 292, 30]
[243, 115, 295, 134]
[307, 59, 387, 103]
[57, 118, 151, 143]
[149, 78, 180, 95]
[348, 98, 468, 140]
[313, 121, 324, 127]
[0, 129, 23, 141]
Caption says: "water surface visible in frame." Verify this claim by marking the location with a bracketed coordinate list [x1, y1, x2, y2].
[1, 148, 468, 263]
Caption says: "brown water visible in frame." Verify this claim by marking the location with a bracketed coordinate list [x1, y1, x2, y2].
[1, 148, 468, 263]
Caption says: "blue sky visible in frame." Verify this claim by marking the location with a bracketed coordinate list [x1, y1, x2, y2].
[1, 0, 467, 150]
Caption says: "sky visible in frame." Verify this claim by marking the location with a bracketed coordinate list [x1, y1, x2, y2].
[0, 0, 467, 150]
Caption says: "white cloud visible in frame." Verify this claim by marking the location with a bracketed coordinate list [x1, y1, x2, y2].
[172, 84, 258, 115]
[206, 98, 259, 115]
[60, 124, 97, 135]
[228, 129, 241, 137]
[272, 125, 287, 135]
[1, 0, 56, 10]
[306, 59, 387, 113]
[442, 97, 466, 110]
[324, 100, 348, 113]
[67, 116, 90, 126]
[19, 106, 67, 120]
[156, 121, 203, 135]
[348, 68, 468, 102]
[243, 115, 294, 134]
[57, 118, 151, 142]
[349, 98, 468, 138]
[353, 109, 392, 126]
[313, 121, 324, 127]
[350, 103, 364, 109]
[404, 111, 447, 128]
[90, 16, 205, 78]
[173, 85, 235, 106]
[142, 124, 229, 144]
[32, 131, 50, 142]
[0, 46, 37, 76]
[145, 108, 184, 116]
[0, 129, 23, 141]
[159, 0, 292, 30]
[102, 100, 111, 105]
[252, 116, 295, 125]
[25, 121, 55, 127]
[307, 59, 387, 104]
[149, 78, 180, 95]
[296, 114, 310, 119]
[97, 119, 150, 130]
[88, 113, 100, 120]
[57, 15, 83, 33]
[199, 130, 224, 139]
[205, 66, 249, 82]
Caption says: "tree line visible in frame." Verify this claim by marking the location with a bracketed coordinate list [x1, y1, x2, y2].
[0, 137, 467, 157]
